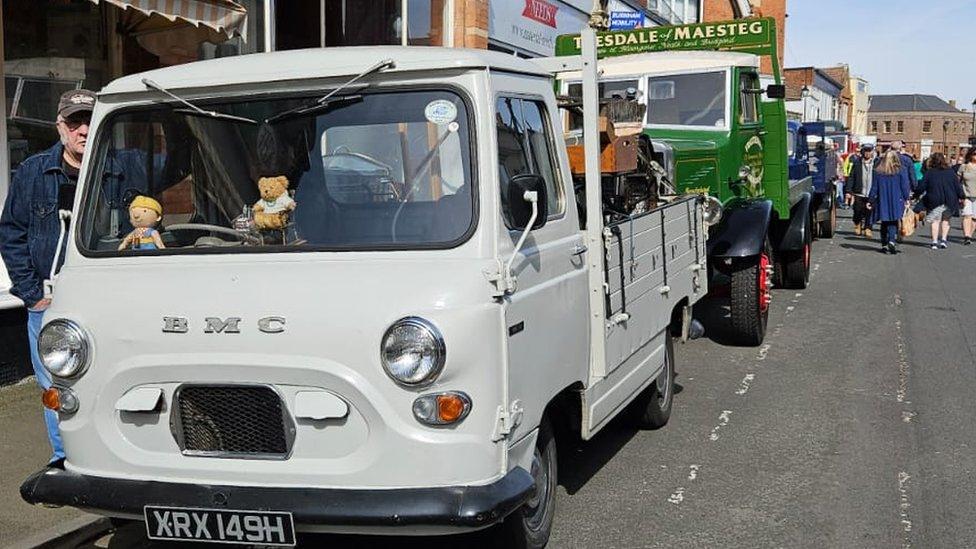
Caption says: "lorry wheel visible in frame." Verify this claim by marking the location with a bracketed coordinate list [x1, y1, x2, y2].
[495, 419, 557, 549]
[729, 244, 771, 346]
[782, 225, 812, 289]
[819, 199, 837, 238]
[627, 333, 675, 429]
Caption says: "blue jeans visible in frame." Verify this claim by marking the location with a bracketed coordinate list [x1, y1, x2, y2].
[28, 309, 65, 462]
[835, 181, 845, 203]
[881, 221, 898, 246]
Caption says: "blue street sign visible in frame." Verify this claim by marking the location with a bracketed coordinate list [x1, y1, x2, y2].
[609, 11, 643, 30]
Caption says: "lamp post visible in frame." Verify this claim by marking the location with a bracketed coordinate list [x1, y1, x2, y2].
[801, 85, 810, 122]
[971, 98, 975, 141]
[943, 120, 950, 155]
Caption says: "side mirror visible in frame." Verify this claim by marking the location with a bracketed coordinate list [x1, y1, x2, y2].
[507, 174, 548, 230]
[765, 84, 786, 99]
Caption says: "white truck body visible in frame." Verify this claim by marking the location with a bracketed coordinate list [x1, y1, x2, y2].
[21, 30, 709, 543]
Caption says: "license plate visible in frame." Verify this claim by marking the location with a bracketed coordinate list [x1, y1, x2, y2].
[145, 505, 296, 546]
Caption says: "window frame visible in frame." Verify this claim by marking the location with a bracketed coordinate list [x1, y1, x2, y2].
[642, 68, 732, 132]
[738, 71, 760, 126]
[76, 84, 481, 258]
[493, 93, 567, 230]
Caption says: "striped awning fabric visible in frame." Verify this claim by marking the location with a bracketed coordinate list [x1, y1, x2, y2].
[91, 0, 248, 40]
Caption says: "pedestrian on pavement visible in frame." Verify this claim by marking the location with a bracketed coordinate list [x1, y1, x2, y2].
[869, 150, 912, 254]
[846, 143, 877, 237]
[913, 154, 924, 182]
[915, 152, 966, 249]
[958, 147, 976, 245]
[891, 141, 919, 191]
[834, 143, 846, 208]
[0, 89, 96, 468]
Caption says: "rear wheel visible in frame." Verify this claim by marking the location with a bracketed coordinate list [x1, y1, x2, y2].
[627, 333, 675, 429]
[494, 419, 557, 549]
[729, 240, 771, 346]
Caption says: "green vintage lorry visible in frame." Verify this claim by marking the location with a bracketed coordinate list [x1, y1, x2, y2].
[557, 18, 816, 346]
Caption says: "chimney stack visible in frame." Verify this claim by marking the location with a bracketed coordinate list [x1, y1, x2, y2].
[949, 100, 957, 109]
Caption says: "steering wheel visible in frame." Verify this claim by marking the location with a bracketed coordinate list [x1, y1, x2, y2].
[165, 223, 263, 245]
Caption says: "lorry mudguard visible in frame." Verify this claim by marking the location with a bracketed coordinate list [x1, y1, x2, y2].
[774, 192, 813, 251]
[706, 199, 773, 259]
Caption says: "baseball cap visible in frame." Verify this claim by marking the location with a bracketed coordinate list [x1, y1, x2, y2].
[58, 89, 96, 118]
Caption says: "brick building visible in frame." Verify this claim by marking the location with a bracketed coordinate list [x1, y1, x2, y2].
[783, 67, 843, 123]
[702, 0, 786, 75]
[868, 95, 973, 159]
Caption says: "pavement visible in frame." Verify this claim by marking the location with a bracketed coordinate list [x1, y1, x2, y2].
[4, 210, 975, 548]
[0, 380, 96, 548]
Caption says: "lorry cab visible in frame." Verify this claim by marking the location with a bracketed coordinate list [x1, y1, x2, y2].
[22, 34, 709, 548]
[562, 51, 768, 203]
[793, 121, 838, 238]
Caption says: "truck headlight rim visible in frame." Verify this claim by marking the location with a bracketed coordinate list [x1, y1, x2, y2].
[38, 318, 91, 378]
[703, 195, 724, 226]
[381, 316, 446, 387]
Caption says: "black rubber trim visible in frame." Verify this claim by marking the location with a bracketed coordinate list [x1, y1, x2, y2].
[21, 466, 534, 529]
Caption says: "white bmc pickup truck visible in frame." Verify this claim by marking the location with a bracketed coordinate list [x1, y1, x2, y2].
[21, 29, 713, 547]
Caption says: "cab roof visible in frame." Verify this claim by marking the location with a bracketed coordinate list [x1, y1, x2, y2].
[100, 46, 549, 96]
[565, 50, 758, 80]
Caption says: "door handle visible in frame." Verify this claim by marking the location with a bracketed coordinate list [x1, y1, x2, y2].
[571, 244, 588, 256]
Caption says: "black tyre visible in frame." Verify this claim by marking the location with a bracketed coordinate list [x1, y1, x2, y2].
[627, 333, 675, 429]
[729, 241, 771, 346]
[782, 223, 812, 289]
[819, 197, 836, 238]
[494, 419, 557, 549]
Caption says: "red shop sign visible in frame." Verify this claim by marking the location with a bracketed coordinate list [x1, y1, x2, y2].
[522, 0, 558, 28]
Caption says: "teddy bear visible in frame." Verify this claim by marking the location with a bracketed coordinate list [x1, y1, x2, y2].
[252, 176, 296, 230]
[118, 195, 165, 250]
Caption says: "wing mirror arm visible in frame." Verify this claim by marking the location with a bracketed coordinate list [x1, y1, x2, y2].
[503, 191, 539, 292]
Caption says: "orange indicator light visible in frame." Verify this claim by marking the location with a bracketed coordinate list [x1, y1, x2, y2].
[436, 394, 465, 423]
[42, 388, 61, 411]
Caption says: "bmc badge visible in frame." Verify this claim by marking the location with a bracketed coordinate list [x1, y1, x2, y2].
[162, 317, 286, 334]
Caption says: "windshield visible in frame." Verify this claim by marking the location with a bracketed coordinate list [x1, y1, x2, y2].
[645, 71, 727, 129]
[79, 89, 474, 254]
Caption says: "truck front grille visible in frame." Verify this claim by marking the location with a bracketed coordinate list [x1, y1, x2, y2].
[173, 385, 292, 458]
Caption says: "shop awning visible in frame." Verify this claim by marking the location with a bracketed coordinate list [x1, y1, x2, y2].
[89, 0, 248, 41]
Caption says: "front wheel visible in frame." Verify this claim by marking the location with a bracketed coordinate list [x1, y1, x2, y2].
[781, 223, 812, 289]
[819, 197, 837, 238]
[494, 419, 557, 549]
[627, 333, 675, 429]
[729, 243, 771, 346]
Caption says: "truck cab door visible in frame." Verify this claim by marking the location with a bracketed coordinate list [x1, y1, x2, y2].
[493, 89, 588, 444]
[802, 122, 828, 194]
[735, 70, 765, 198]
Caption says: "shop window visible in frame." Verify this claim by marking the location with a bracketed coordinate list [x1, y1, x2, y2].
[277, 0, 450, 50]
[4, 0, 106, 175]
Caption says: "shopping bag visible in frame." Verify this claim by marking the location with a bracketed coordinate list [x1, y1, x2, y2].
[900, 204, 917, 237]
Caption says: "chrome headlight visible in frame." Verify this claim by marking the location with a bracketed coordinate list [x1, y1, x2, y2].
[703, 195, 724, 226]
[38, 319, 91, 378]
[381, 317, 446, 386]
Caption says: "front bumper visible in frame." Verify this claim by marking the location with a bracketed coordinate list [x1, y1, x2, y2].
[21, 466, 534, 532]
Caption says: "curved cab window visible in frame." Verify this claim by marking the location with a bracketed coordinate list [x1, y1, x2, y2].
[646, 71, 726, 129]
[79, 90, 475, 254]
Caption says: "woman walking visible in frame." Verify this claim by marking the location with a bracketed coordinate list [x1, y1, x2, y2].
[915, 152, 966, 249]
[869, 150, 912, 254]
[959, 148, 976, 245]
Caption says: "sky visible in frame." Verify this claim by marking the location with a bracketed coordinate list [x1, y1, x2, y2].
[784, 0, 975, 109]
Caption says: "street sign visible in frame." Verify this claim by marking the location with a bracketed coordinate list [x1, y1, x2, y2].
[609, 11, 643, 30]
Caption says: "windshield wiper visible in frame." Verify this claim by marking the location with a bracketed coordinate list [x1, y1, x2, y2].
[264, 58, 395, 124]
[142, 78, 258, 125]
[264, 94, 363, 124]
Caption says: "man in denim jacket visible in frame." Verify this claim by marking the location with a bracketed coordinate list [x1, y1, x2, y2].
[0, 90, 98, 467]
